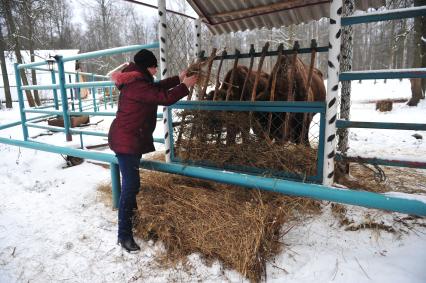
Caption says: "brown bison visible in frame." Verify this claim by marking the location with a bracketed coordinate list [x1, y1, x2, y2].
[256, 55, 326, 144]
[186, 55, 326, 146]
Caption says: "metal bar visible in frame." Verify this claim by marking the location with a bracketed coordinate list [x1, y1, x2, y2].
[342, 6, 426, 26]
[26, 122, 65, 133]
[61, 42, 160, 62]
[173, 101, 325, 113]
[76, 72, 83, 111]
[109, 86, 113, 108]
[69, 129, 107, 137]
[18, 60, 49, 69]
[69, 74, 75, 112]
[21, 84, 60, 91]
[336, 154, 426, 169]
[14, 63, 29, 141]
[323, 0, 342, 186]
[30, 66, 109, 79]
[336, 120, 426, 131]
[69, 111, 116, 116]
[0, 136, 425, 216]
[0, 137, 116, 163]
[24, 109, 63, 115]
[204, 46, 329, 61]
[138, 160, 426, 216]
[65, 81, 115, 89]
[340, 68, 426, 80]
[110, 162, 121, 209]
[0, 114, 52, 131]
[91, 75, 98, 112]
[56, 56, 72, 141]
[51, 71, 59, 110]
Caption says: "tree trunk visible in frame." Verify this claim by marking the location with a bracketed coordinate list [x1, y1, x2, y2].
[407, 0, 426, 106]
[1, 0, 36, 107]
[0, 24, 13, 108]
[30, 49, 41, 105]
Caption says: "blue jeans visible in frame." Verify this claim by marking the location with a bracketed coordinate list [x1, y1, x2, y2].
[116, 153, 142, 240]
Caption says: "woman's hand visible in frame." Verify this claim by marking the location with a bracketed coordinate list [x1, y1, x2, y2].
[179, 70, 187, 82]
[182, 75, 198, 88]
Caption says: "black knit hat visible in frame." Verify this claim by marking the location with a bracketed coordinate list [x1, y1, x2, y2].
[134, 49, 158, 69]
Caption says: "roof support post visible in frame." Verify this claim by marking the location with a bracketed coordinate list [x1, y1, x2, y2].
[323, 0, 343, 185]
[55, 55, 72, 141]
[158, 0, 172, 162]
[194, 18, 202, 58]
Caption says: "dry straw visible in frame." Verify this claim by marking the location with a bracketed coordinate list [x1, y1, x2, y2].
[133, 161, 321, 282]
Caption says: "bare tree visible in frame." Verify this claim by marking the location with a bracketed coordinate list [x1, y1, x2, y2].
[407, 0, 425, 106]
[0, 22, 12, 108]
[1, 0, 36, 107]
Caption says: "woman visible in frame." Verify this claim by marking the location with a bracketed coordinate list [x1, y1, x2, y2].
[108, 49, 197, 253]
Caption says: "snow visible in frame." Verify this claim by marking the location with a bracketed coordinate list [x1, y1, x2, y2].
[0, 79, 426, 282]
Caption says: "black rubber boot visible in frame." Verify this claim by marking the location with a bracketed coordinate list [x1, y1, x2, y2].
[117, 237, 140, 253]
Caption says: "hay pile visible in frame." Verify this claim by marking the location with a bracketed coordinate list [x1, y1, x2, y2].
[133, 165, 321, 282]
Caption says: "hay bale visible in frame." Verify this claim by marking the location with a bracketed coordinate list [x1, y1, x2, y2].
[375, 100, 393, 112]
[134, 169, 321, 282]
[48, 115, 90, 128]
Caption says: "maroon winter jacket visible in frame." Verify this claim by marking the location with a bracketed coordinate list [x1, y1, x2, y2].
[108, 62, 189, 155]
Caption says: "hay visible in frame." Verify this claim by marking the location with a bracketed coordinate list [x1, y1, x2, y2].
[336, 163, 426, 194]
[134, 167, 321, 282]
[174, 110, 318, 180]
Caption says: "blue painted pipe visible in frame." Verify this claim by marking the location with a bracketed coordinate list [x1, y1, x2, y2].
[31, 66, 109, 79]
[342, 6, 426, 26]
[26, 122, 65, 133]
[91, 74, 97, 113]
[55, 56, 72, 141]
[340, 68, 426, 80]
[24, 109, 63, 115]
[61, 42, 160, 62]
[139, 160, 426, 216]
[75, 72, 83, 112]
[174, 100, 325, 113]
[51, 71, 59, 110]
[65, 81, 115, 89]
[0, 136, 425, 216]
[337, 120, 426, 131]
[0, 114, 52, 131]
[14, 63, 29, 141]
[21, 84, 60, 90]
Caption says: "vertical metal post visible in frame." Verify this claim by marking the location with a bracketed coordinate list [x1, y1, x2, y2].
[55, 56, 72, 141]
[75, 72, 83, 112]
[103, 88, 107, 110]
[110, 162, 121, 209]
[338, 0, 354, 157]
[91, 74, 97, 112]
[14, 63, 29, 141]
[194, 19, 202, 58]
[69, 74, 75, 111]
[158, 0, 172, 162]
[323, 0, 343, 186]
[51, 70, 59, 110]
[109, 86, 113, 108]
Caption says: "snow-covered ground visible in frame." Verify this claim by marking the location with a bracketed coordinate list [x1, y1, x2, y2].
[0, 79, 425, 282]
